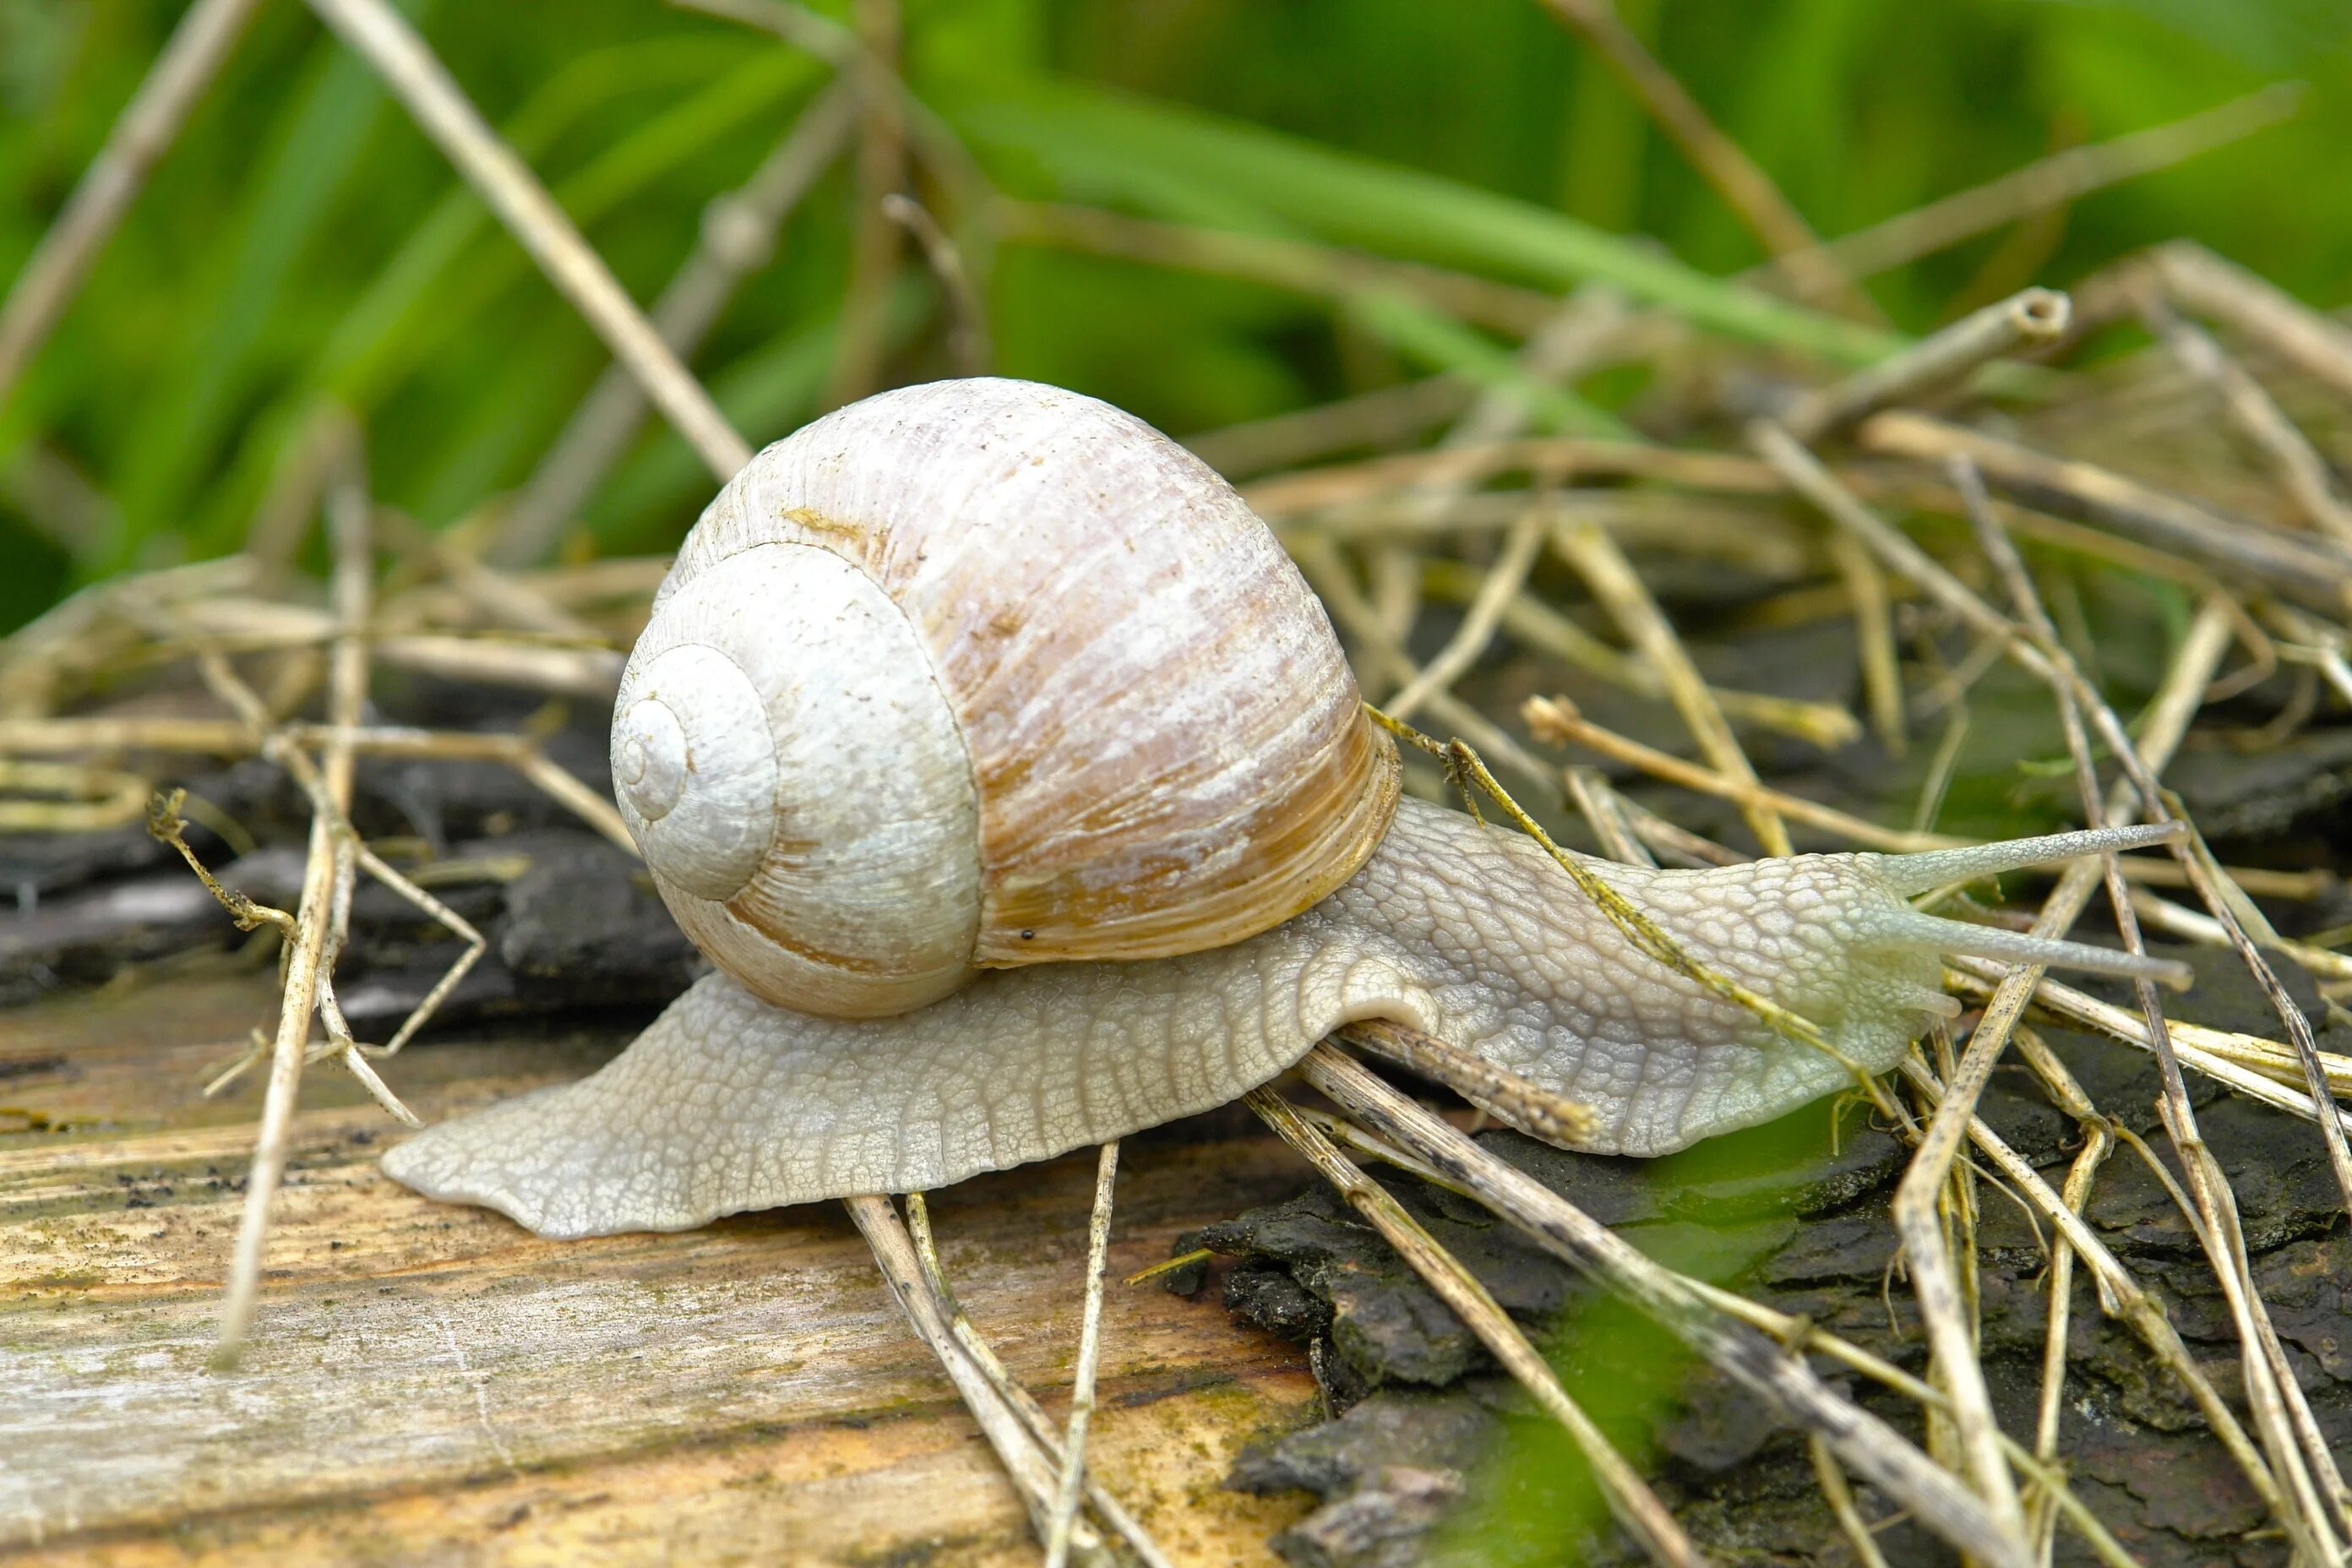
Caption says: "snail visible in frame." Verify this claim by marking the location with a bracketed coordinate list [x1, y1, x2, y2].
[384, 378, 2186, 1238]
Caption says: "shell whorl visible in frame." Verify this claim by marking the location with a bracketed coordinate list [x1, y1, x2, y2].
[613, 377, 1398, 1019]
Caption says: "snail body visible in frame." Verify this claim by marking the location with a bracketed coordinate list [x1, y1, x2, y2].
[384, 378, 2186, 1237]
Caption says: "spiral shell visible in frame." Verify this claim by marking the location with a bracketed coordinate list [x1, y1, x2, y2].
[611, 378, 1399, 1018]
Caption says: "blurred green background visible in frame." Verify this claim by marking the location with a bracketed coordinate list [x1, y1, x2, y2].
[1, 0, 2345, 632]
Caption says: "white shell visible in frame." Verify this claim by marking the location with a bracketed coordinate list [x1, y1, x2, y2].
[612, 378, 1397, 1018]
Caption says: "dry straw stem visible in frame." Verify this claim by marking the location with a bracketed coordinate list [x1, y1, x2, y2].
[1552, 519, 1793, 853]
[492, 82, 860, 566]
[1892, 1009, 2044, 1543]
[2134, 287, 2352, 544]
[0, 0, 267, 418]
[1291, 531, 1586, 808]
[1243, 435, 1777, 517]
[2133, 885, 2352, 987]
[1524, 693, 1956, 851]
[884, 193, 992, 377]
[1381, 510, 1545, 720]
[1805, 1435, 1894, 1568]
[1960, 473, 2352, 1552]
[1530, 0, 1872, 323]
[677, 0, 991, 222]
[303, 0, 752, 480]
[1858, 410, 2352, 615]
[1823, 529, 1907, 755]
[157, 730, 485, 1110]
[212, 465, 373, 1367]
[41, 589, 624, 699]
[1778, 287, 2071, 443]
[0, 714, 638, 851]
[1296, 1086, 2130, 1567]
[370, 634, 622, 697]
[1750, 417, 2071, 682]
[1603, 783, 1747, 869]
[0, 757, 148, 831]
[245, 404, 363, 574]
[1297, 1047, 2033, 1568]
[1522, 689, 2322, 897]
[2009, 1026, 2115, 1551]
[1356, 290, 1650, 661]
[2152, 238, 2352, 405]
[2266, 604, 2352, 709]
[1304, 520, 1857, 837]
[1946, 960, 2352, 1133]
[901, 1194, 1176, 1568]
[1941, 460, 2224, 1547]
[1967, 469, 2352, 1228]
[823, 0, 906, 409]
[0, 441, 121, 563]
[1565, 764, 1667, 865]
[1756, 84, 2302, 289]
[1188, 375, 1483, 479]
[1244, 1085, 1705, 1568]
[378, 509, 616, 644]
[1268, 433, 2277, 640]
[1417, 557, 1859, 747]
[844, 1195, 1120, 1568]
[515, 554, 676, 606]
[0, 554, 259, 716]
[1043, 1141, 1120, 1568]
[1338, 1019, 1598, 1146]
[1896, 1054, 2295, 1551]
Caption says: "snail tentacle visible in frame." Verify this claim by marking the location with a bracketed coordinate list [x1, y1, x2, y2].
[386, 798, 2180, 1234]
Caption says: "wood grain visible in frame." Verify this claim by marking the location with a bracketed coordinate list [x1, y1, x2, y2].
[0, 963, 1318, 1565]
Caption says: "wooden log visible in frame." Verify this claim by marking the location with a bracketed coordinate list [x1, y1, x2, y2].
[0, 966, 1315, 1564]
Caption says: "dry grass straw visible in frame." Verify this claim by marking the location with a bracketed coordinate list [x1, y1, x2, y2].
[1270, 253, 2352, 1560]
[207, 455, 370, 1364]
[1552, 518, 1793, 852]
[1339, 1019, 1598, 1147]
[1860, 410, 2352, 615]
[851, 1194, 1124, 1568]
[1530, 0, 1865, 322]
[1755, 84, 2301, 291]
[1247, 1084, 1706, 1567]
[1778, 286, 2071, 442]
[885, 193, 993, 377]
[899, 1190, 1175, 1568]
[1043, 1140, 1120, 1568]
[490, 81, 859, 565]
[302, 0, 750, 479]
[1298, 1046, 2036, 1568]
[2135, 286, 2352, 545]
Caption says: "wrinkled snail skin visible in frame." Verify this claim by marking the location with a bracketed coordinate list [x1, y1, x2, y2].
[380, 375, 2191, 1238]
[381, 796, 2184, 1239]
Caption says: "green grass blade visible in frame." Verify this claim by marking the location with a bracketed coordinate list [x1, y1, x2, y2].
[953, 82, 1900, 365]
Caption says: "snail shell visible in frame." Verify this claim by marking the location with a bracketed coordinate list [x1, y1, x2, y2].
[611, 378, 1399, 1018]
